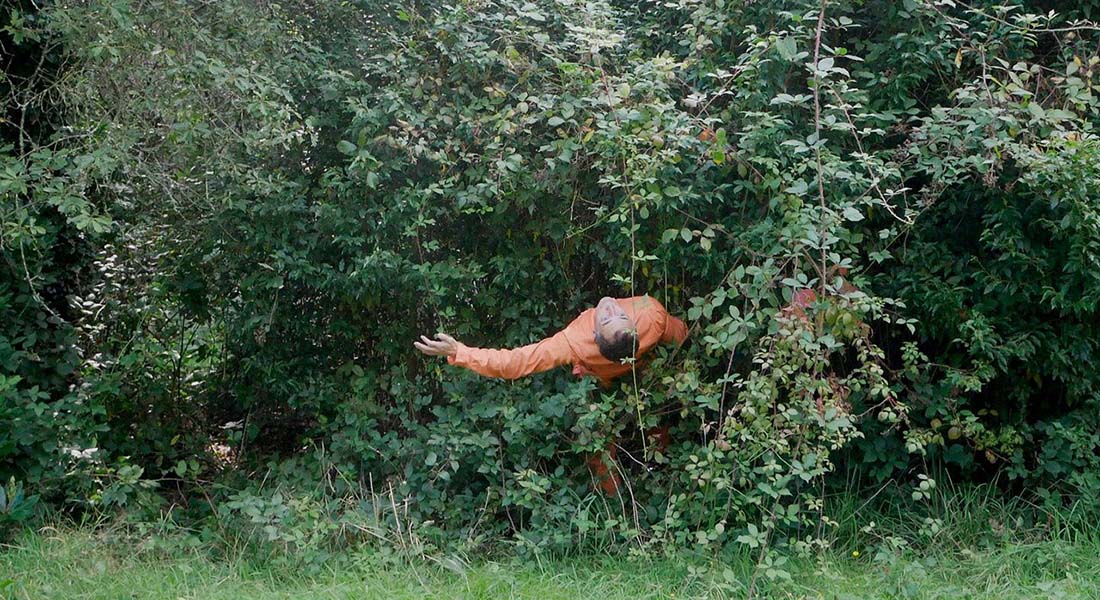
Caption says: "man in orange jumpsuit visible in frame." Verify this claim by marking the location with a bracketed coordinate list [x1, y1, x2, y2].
[415, 295, 688, 385]
[414, 295, 688, 493]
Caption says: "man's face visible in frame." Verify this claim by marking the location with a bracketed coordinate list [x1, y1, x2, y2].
[594, 296, 633, 341]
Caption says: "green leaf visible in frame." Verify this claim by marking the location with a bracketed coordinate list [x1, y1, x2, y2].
[776, 37, 797, 61]
[786, 180, 808, 195]
[337, 140, 357, 155]
[547, 116, 565, 127]
[736, 534, 759, 547]
[842, 206, 864, 221]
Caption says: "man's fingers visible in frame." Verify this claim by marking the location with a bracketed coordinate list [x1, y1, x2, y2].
[414, 333, 458, 357]
[414, 340, 443, 355]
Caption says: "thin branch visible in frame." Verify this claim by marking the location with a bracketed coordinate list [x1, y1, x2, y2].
[826, 88, 915, 225]
[954, 0, 1100, 34]
[812, 0, 828, 295]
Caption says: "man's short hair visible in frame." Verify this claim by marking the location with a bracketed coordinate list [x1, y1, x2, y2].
[595, 328, 638, 362]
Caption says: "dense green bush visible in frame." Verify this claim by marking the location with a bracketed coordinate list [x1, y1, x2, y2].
[2, 0, 1099, 559]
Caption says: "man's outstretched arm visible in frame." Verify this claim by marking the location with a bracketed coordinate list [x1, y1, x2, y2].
[415, 330, 575, 380]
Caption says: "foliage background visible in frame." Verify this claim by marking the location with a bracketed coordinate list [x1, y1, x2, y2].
[2, 0, 1100, 561]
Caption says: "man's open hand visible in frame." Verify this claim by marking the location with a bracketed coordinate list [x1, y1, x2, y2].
[414, 333, 459, 357]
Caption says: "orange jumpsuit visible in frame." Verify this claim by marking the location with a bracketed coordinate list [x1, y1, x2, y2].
[446, 296, 688, 495]
[447, 295, 688, 387]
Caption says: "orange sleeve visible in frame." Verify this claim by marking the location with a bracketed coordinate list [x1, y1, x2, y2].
[447, 329, 574, 380]
[645, 297, 687, 345]
[661, 314, 689, 345]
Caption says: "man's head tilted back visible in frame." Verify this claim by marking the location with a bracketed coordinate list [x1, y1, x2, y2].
[593, 297, 638, 361]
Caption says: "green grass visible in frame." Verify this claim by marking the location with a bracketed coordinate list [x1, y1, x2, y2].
[2, 526, 1099, 599]
[3, 485, 1100, 599]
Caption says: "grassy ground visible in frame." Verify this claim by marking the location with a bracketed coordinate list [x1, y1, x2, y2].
[2, 523, 1099, 599]
[3, 484, 1099, 599]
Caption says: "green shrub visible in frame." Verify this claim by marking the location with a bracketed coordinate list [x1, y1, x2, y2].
[2, 0, 1099, 555]
[0, 478, 39, 539]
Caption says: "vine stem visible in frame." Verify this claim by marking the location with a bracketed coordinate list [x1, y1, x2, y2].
[813, 0, 829, 296]
[746, 502, 780, 599]
[596, 49, 644, 536]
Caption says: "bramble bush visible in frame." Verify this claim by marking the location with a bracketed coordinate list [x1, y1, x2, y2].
[2, 0, 1100, 562]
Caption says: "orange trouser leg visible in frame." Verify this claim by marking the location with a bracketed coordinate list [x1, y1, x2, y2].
[646, 425, 671, 454]
[586, 427, 672, 496]
[586, 443, 621, 496]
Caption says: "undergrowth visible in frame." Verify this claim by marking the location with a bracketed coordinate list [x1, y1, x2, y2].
[3, 482, 1098, 600]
